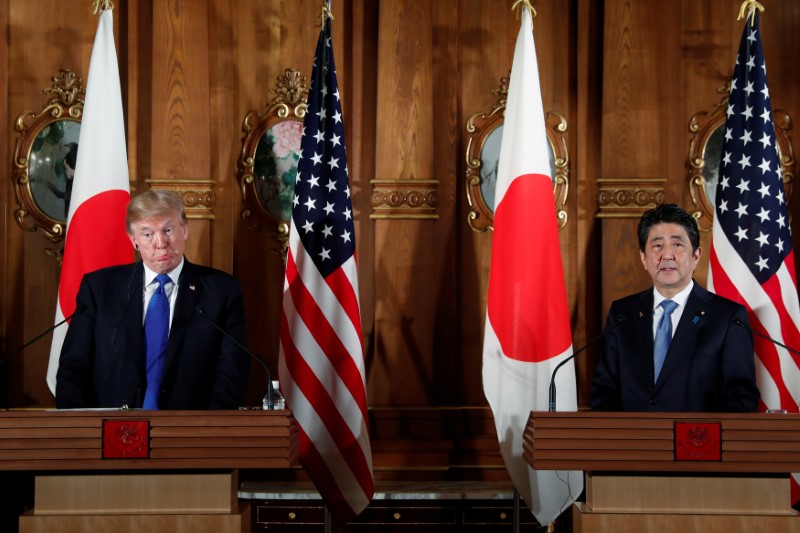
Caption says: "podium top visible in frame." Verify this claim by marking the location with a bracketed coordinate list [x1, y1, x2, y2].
[0, 409, 297, 471]
[523, 411, 800, 474]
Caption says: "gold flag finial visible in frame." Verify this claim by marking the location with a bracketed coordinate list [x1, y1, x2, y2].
[737, 0, 764, 27]
[512, 0, 536, 20]
[315, 0, 334, 27]
[91, 0, 114, 15]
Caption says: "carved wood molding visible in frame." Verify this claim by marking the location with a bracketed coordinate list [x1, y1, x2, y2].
[145, 179, 216, 220]
[11, 69, 86, 261]
[596, 178, 666, 218]
[464, 72, 570, 232]
[370, 179, 438, 220]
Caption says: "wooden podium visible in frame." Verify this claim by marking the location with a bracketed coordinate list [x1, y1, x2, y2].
[523, 411, 800, 532]
[0, 409, 297, 532]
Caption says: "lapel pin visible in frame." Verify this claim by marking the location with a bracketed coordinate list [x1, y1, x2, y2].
[639, 311, 645, 318]
[691, 310, 706, 325]
[189, 284, 196, 291]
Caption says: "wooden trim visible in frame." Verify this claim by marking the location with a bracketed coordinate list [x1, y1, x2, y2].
[0, 410, 296, 471]
[523, 411, 800, 473]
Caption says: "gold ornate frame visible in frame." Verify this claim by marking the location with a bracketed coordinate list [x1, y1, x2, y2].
[465, 73, 569, 232]
[12, 69, 85, 259]
[238, 68, 309, 250]
[688, 87, 795, 231]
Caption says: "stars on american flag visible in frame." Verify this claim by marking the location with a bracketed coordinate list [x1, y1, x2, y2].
[715, 22, 790, 280]
[292, 33, 356, 278]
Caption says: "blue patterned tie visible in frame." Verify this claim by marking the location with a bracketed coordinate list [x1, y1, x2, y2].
[143, 274, 171, 409]
[653, 299, 678, 382]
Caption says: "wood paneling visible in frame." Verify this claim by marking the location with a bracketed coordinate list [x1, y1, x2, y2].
[2, 0, 800, 414]
[367, 0, 457, 406]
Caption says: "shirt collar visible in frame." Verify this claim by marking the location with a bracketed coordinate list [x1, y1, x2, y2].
[143, 258, 184, 287]
[653, 280, 693, 311]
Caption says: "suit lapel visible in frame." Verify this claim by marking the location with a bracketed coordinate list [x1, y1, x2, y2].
[655, 282, 711, 388]
[632, 290, 655, 386]
[162, 261, 201, 377]
[119, 264, 146, 381]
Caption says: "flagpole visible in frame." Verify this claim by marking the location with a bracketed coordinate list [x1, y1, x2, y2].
[737, 0, 764, 27]
[324, 505, 332, 533]
[91, 0, 113, 14]
[512, 489, 520, 533]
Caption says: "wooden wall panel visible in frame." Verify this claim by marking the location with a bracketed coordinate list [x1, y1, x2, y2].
[227, 0, 321, 404]
[341, 0, 379, 364]
[371, 0, 439, 405]
[599, 0, 675, 316]
[148, 0, 213, 264]
[573, 0, 605, 404]
[0, 0, 8, 406]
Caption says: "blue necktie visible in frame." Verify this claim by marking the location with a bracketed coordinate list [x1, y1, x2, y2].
[143, 274, 171, 409]
[653, 299, 678, 382]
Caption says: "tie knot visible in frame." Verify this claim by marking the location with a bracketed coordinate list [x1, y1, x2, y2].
[155, 274, 171, 288]
[660, 299, 678, 315]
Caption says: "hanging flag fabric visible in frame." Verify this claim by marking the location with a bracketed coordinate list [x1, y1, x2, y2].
[481, 7, 582, 526]
[278, 16, 374, 522]
[46, 8, 132, 394]
[708, 9, 800, 509]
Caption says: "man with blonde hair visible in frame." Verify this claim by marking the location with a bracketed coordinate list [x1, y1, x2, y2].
[56, 190, 250, 409]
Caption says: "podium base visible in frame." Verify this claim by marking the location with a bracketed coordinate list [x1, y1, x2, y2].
[574, 502, 799, 533]
[575, 474, 799, 533]
[19, 504, 250, 533]
[19, 472, 249, 533]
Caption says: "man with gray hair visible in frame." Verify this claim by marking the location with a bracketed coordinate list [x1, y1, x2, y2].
[591, 203, 759, 412]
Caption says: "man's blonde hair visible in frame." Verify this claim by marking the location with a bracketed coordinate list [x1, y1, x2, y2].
[126, 190, 187, 234]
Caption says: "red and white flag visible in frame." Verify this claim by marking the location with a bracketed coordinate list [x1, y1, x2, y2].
[482, 7, 582, 526]
[278, 15, 373, 521]
[708, 9, 800, 509]
[46, 8, 131, 394]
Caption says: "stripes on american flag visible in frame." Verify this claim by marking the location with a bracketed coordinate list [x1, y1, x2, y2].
[278, 15, 374, 521]
[707, 9, 800, 509]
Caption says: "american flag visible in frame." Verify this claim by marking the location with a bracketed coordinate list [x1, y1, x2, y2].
[708, 9, 800, 509]
[278, 15, 374, 521]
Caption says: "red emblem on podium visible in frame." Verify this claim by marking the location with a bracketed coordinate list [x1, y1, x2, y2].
[674, 422, 721, 461]
[103, 420, 150, 459]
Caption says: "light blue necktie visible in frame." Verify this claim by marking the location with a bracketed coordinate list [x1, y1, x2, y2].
[143, 274, 171, 410]
[653, 299, 678, 383]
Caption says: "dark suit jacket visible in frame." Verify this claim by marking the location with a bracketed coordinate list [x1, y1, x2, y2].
[591, 282, 759, 412]
[56, 260, 250, 409]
